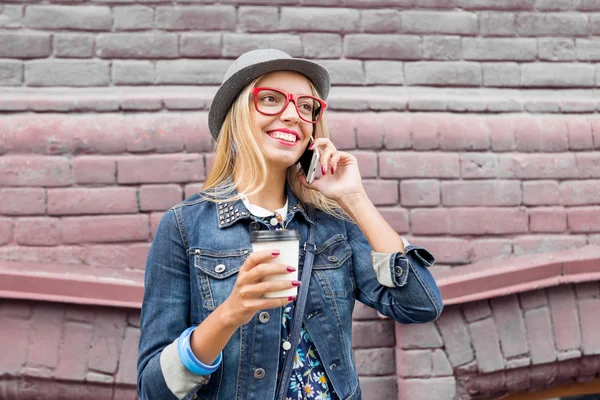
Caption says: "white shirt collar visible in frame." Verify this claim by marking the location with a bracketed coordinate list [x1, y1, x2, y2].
[239, 194, 288, 218]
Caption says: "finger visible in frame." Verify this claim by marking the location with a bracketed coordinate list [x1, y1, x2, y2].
[243, 297, 297, 312]
[329, 151, 343, 174]
[320, 147, 334, 176]
[244, 263, 295, 283]
[311, 137, 333, 149]
[239, 279, 300, 299]
[239, 249, 280, 273]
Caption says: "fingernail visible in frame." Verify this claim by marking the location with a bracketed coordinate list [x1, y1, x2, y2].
[288, 296, 297, 301]
[272, 250, 280, 256]
[331, 167, 335, 174]
[321, 166, 326, 175]
[292, 281, 301, 287]
[286, 266, 296, 272]
[309, 144, 315, 150]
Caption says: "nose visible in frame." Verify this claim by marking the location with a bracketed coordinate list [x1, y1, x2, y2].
[279, 100, 300, 123]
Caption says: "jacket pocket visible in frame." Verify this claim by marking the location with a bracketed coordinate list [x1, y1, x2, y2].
[311, 234, 355, 298]
[192, 248, 250, 311]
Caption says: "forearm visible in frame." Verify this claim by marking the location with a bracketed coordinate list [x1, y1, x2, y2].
[190, 303, 238, 365]
[338, 191, 405, 254]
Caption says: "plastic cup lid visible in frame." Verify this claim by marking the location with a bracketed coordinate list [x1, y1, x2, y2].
[251, 229, 300, 243]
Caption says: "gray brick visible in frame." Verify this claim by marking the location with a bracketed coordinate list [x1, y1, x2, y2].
[342, 0, 412, 5]
[470, 318, 505, 372]
[483, 62, 520, 86]
[359, 377, 398, 400]
[156, 60, 230, 85]
[181, 33, 222, 58]
[0, 60, 22, 86]
[113, 61, 154, 85]
[353, 320, 395, 348]
[361, 9, 401, 33]
[517, 13, 589, 36]
[0, 32, 50, 59]
[574, 0, 600, 10]
[405, 62, 482, 86]
[463, 38, 536, 61]
[25, 6, 111, 31]
[156, 6, 235, 31]
[521, 63, 595, 87]
[302, 33, 342, 59]
[54, 34, 95, 59]
[238, 6, 278, 32]
[423, 36, 461, 60]
[354, 348, 395, 375]
[223, 34, 302, 58]
[344, 34, 421, 60]
[459, 0, 535, 9]
[490, 295, 528, 358]
[96, 33, 178, 59]
[577, 39, 600, 61]
[480, 12, 517, 36]
[113, 6, 153, 31]
[0, 5, 22, 28]
[25, 60, 109, 87]
[593, 15, 600, 35]
[535, 0, 572, 10]
[402, 11, 477, 35]
[525, 307, 557, 364]
[365, 61, 404, 84]
[415, 0, 458, 7]
[280, 7, 360, 32]
[316, 60, 364, 84]
[539, 38, 576, 61]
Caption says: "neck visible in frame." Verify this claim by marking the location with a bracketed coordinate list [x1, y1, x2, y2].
[235, 166, 288, 211]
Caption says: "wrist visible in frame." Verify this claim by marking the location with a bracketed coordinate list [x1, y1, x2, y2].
[216, 299, 241, 331]
[337, 190, 369, 211]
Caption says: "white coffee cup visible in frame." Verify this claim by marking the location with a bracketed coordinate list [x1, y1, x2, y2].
[250, 229, 300, 298]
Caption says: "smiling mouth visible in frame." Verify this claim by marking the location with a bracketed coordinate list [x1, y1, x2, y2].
[267, 131, 299, 144]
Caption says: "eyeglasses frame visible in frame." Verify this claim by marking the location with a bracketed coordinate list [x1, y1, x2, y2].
[251, 87, 327, 124]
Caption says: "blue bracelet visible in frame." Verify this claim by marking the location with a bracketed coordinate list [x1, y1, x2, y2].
[177, 326, 223, 376]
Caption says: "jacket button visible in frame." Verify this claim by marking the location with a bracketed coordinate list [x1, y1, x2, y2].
[282, 341, 291, 351]
[259, 312, 270, 323]
[250, 222, 260, 231]
[215, 264, 226, 273]
[254, 368, 265, 379]
[327, 255, 338, 262]
[395, 265, 403, 277]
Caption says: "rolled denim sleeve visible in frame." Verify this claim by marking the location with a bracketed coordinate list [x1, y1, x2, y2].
[346, 221, 443, 323]
[137, 209, 210, 400]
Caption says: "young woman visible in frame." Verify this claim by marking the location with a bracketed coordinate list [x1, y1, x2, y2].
[137, 49, 443, 400]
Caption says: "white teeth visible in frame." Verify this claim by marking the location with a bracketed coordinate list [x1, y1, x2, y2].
[271, 132, 296, 143]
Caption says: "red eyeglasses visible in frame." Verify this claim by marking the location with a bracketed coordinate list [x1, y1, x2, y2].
[251, 87, 327, 124]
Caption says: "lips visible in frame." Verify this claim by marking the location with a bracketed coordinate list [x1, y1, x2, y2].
[266, 128, 301, 145]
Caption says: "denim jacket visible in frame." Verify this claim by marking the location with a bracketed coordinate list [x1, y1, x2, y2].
[137, 183, 443, 400]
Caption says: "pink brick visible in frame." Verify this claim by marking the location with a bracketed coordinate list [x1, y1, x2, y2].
[62, 215, 149, 244]
[566, 117, 594, 150]
[548, 285, 581, 352]
[435, 307, 474, 367]
[523, 181, 561, 206]
[410, 114, 438, 150]
[351, 151, 377, 178]
[460, 153, 516, 179]
[184, 183, 204, 199]
[395, 321, 443, 349]
[589, 117, 600, 149]
[0, 317, 29, 375]
[513, 154, 578, 179]
[116, 327, 140, 385]
[410, 209, 449, 235]
[396, 349, 432, 377]
[519, 289, 548, 310]
[538, 116, 569, 152]
[410, 237, 470, 264]
[139, 184, 183, 211]
[0, 301, 32, 319]
[124, 114, 187, 153]
[529, 207, 567, 232]
[449, 208, 528, 235]
[576, 153, 600, 178]
[88, 310, 127, 374]
[72, 156, 116, 184]
[397, 377, 456, 400]
[63, 115, 127, 154]
[462, 300, 492, 322]
[470, 318, 505, 373]
[0, 245, 86, 265]
[55, 322, 93, 381]
[575, 281, 600, 299]
[117, 154, 205, 184]
[48, 187, 138, 215]
[0, 155, 72, 187]
[381, 114, 411, 150]
[524, 307, 557, 364]
[400, 179, 440, 206]
[469, 239, 512, 263]
[513, 235, 587, 256]
[441, 180, 521, 206]
[1, 114, 70, 155]
[205, 153, 215, 176]
[352, 301, 380, 321]
[0, 188, 46, 215]
[380, 152, 459, 178]
[568, 207, 600, 233]
[150, 212, 165, 239]
[355, 113, 384, 149]
[27, 304, 64, 370]
[15, 217, 60, 246]
[579, 299, 600, 355]
[486, 116, 516, 152]
[84, 245, 127, 269]
[0, 218, 14, 245]
[377, 208, 409, 233]
[560, 180, 600, 205]
[515, 115, 568, 152]
[327, 113, 357, 150]
[438, 115, 489, 151]
[490, 295, 528, 358]
[363, 180, 398, 205]
[124, 243, 151, 269]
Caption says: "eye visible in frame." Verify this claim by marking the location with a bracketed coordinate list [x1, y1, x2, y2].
[262, 95, 277, 103]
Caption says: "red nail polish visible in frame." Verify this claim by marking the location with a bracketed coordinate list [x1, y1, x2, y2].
[287, 266, 296, 272]
[331, 167, 335, 174]
[288, 296, 297, 301]
[292, 281, 301, 287]
[321, 166, 326, 175]
[309, 144, 315, 150]
[272, 250, 280, 256]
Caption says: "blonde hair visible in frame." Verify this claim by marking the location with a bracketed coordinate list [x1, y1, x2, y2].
[200, 75, 347, 220]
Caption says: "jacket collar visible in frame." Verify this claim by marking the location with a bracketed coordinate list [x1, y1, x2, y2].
[216, 181, 314, 229]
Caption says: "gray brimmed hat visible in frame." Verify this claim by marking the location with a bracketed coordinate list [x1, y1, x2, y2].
[208, 49, 331, 140]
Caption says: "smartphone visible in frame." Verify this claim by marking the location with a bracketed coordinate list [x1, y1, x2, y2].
[297, 138, 320, 184]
